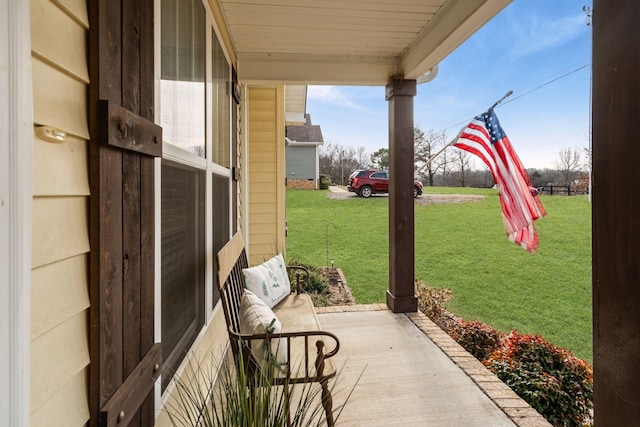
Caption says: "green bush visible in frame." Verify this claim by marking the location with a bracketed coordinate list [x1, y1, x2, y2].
[319, 174, 331, 190]
[450, 319, 503, 361]
[484, 331, 593, 427]
[305, 270, 330, 294]
[287, 260, 330, 295]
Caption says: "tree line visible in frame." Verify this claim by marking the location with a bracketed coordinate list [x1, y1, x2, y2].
[319, 127, 589, 191]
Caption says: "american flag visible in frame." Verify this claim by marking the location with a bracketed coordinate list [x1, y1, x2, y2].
[454, 109, 546, 252]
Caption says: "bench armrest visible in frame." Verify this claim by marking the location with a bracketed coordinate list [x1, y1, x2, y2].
[230, 328, 339, 357]
[286, 265, 309, 294]
[228, 327, 340, 380]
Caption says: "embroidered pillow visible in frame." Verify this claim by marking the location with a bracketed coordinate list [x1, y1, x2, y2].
[242, 253, 291, 308]
[238, 290, 288, 368]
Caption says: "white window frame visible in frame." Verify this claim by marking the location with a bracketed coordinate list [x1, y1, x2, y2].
[153, 0, 234, 412]
[0, 0, 33, 425]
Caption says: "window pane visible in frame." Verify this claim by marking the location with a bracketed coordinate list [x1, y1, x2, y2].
[161, 161, 205, 389]
[161, 0, 206, 157]
[211, 32, 230, 167]
[212, 173, 230, 305]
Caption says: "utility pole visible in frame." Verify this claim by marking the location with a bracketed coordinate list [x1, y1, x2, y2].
[340, 149, 344, 186]
[584, 5, 593, 202]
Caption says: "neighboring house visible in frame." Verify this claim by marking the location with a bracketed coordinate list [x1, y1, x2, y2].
[6, 0, 640, 426]
[286, 114, 324, 189]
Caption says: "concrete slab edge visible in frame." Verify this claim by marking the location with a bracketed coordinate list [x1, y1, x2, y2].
[317, 304, 552, 426]
[405, 311, 553, 427]
[315, 303, 388, 313]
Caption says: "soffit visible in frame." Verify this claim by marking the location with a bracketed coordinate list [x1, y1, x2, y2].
[285, 85, 307, 124]
[217, 0, 511, 85]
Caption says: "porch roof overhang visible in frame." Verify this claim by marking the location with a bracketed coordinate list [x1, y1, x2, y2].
[285, 85, 307, 124]
[217, 0, 511, 85]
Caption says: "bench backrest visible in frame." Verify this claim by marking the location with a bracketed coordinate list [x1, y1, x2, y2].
[217, 232, 249, 355]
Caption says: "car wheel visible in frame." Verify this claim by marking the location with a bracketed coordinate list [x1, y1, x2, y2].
[413, 187, 419, 198]
[360, 186, 373, 198]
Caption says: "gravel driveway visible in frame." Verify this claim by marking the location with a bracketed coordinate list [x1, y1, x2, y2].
[325, 190, 485, 205]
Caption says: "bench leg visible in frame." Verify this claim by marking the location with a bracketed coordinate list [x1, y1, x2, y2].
[321, 378, 334, 427]
[315, 341, 334, 426]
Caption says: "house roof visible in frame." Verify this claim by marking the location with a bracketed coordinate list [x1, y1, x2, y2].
[286, 114, 324, 145]
[218, 0, 511, 85]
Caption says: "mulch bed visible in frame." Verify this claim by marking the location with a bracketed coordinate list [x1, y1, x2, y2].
[320, 267, 355, 305]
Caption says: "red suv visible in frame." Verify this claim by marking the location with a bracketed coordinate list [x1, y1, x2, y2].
[348, 170, 423, 198]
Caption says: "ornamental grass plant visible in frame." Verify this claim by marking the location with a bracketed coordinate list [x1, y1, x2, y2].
[166, 343, 360, 427]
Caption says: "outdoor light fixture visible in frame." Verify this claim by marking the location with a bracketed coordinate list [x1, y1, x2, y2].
[35, 126, 67, 143]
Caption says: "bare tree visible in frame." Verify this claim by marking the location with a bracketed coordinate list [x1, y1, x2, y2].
[582, 146, 592, 176]
[554, 147, 583, 187]
[414, 127, 448, 186]
[466, 168, 494, 188]
[319, 142, 337, 182]
[438, 145, 452, 186]
[453, 149, 471, 187]
[356, 146, 371, 169]
[319, 142, 369, 185]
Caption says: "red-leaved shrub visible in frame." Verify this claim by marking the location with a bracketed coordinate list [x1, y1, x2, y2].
[449, 319, 503, 361]
[484, 331, 593, 427]
[415, 284, 593, 426]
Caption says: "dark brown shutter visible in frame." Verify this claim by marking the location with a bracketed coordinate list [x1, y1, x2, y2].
[89, 1, 162, 426]
[232, 66, 240, 234]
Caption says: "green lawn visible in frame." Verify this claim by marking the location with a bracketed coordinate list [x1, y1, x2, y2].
[285, 188, 592, 362]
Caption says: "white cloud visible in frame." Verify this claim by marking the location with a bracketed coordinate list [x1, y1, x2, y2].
[307, 86, 374, 112]
[507, 12, 587, 58]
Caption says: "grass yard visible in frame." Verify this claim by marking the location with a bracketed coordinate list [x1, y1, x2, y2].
[285, 187, 592, 362]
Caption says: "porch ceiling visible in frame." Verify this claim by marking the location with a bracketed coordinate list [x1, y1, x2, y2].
[218, 0, 511, 85]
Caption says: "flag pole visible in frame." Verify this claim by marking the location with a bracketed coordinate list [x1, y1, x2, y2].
[417, 138, 457, 173]
[489, 90, 513, 110]
[417, 90, 514, 174]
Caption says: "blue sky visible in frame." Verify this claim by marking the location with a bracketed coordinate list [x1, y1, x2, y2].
[306, 0, 593, 170]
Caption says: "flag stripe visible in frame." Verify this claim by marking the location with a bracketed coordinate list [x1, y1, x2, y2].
[453, 109, 546, 252]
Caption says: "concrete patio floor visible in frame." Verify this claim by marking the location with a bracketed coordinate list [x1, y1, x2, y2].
[316, 305, 551, 427]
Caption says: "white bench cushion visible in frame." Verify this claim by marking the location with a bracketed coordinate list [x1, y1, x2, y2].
[238, 290, 288, 368]
[242, 253, 291, 308]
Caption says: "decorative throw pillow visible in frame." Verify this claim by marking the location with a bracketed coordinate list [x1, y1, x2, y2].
[242, 253, 291, 308]
[239, 290, 288, 368]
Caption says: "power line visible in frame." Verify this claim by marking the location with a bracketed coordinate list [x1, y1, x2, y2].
[502, 59, 589, 95]
[500, 64, 590, 107]
[442, 63, 591, 133]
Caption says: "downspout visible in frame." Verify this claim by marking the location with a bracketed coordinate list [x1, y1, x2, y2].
[316, 141, 322, 189]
